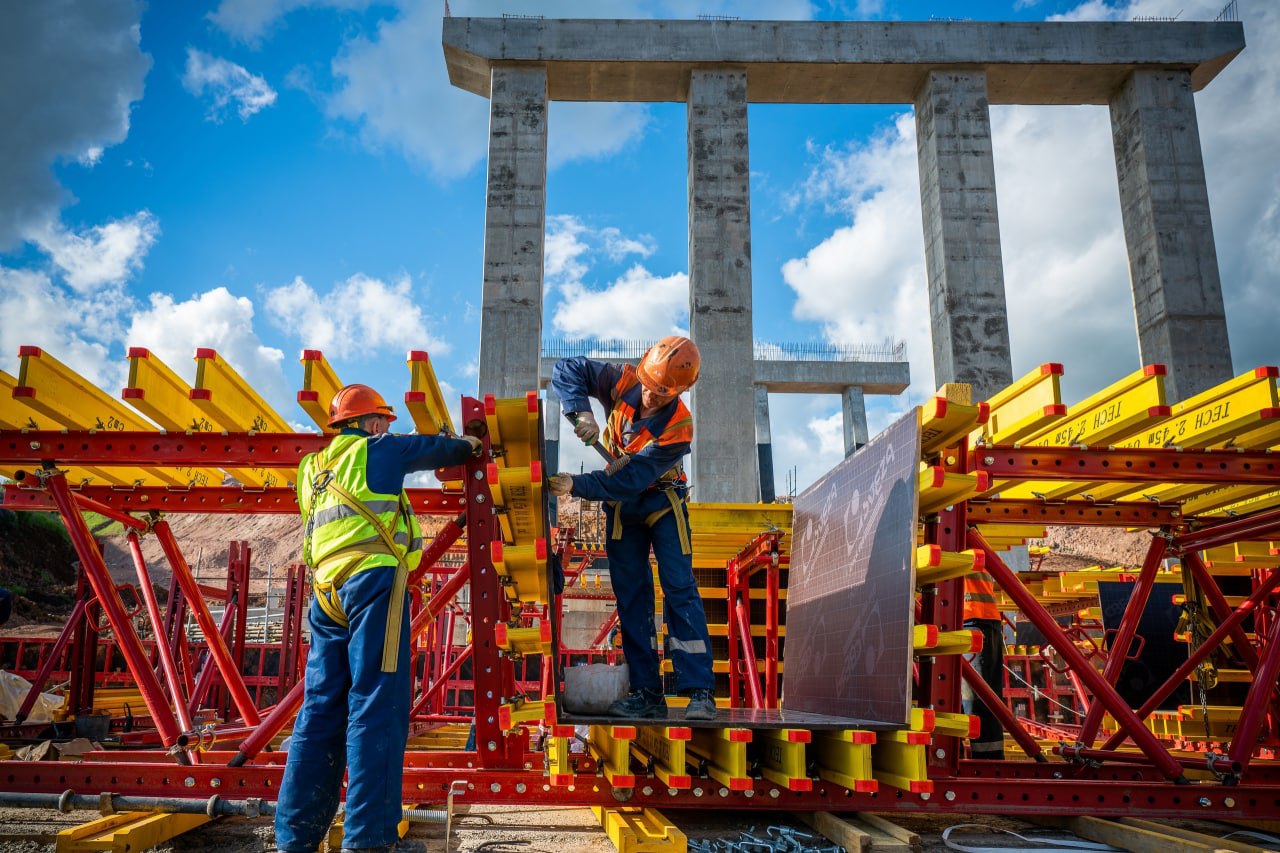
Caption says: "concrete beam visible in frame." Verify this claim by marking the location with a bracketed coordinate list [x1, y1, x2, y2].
[842, 386, 870, 457]
[478, 65, 548, 398]
[755, 385, 775, 503]
[539, 358, 910, 395]
[444, 18, 1243, 106]
[687, 69, 758, 504]
[915, 70, 1013, 401]
[1110, 69, 1232, 402]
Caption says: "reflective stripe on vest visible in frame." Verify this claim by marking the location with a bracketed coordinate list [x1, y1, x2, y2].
[601, 365, 692, 484]
[298, 434, 424, 586]
[964, 569, 1000, 620]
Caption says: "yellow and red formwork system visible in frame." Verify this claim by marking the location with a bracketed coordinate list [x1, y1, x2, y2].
[1, 344, 1280, 821]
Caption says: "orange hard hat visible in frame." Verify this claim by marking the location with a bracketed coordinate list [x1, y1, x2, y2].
[636, 335, 700, 396]
[328, 384, 396, 427]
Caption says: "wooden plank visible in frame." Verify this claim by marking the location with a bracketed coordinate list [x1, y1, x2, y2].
[858, 814, 921, 850]
[1118, 818, 1273, 853]
[1031, 816, 1220, 853]
[793, 811, 872, 853]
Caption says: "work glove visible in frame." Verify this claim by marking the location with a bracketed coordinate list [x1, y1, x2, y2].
[461, 435, 484, 457]
[549, 473, 574, 497]
[571, 411, 600, 444]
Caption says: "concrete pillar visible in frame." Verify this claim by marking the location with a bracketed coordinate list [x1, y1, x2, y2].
[478, 65, 548, 399]
[687, 68, 759, 504]
[914, 71, 1013, 401]
[754, 385, 775, 503]
[1109, 70, 1231, 402]
[544, 385, 561, 475]
[842, 386, 869, 457]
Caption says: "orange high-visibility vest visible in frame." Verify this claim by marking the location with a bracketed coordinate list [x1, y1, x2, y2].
[964, 569, 1000, 621]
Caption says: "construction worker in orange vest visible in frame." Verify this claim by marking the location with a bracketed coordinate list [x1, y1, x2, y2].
[548, 336, 716, 721]
[963, 567, 1005, 759]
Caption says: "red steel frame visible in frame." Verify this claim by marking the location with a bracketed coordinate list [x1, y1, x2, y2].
[2, 413, 1280, 817]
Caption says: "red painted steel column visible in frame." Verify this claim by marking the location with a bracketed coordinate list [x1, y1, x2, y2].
[16, 597, 87, 722]
[960, 657, 1045, 760]
[1101, 569, 1280, 752]
[227, 680, 305, 766]
[970, 529, 1186, 781]
[1228, 605, 1280, 769]
[765, 556, 780, 709]
[1077, 534, 1168, 745]
[43, 471, 187, 755]
[152, 519, 261, 726]
[127, 532, 196, 741]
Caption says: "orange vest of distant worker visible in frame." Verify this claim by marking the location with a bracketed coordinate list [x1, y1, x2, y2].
[964, 569, 1000, 621]
[601, 365, 693, 485]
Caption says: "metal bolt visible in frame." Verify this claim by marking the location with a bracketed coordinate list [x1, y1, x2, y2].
[29, 441, 40, 450]
[490, 783, 501, 793]
[919, 792, 931, 801]
[1223, 797, 1235, 808]
[476, 493, 486, 503]
[642, 786, 654, 796]
[184, 777, 195, 787]
[719, 787, 729, 798]
[1198, 797, 1211, 807]
[693, 787, 704, 797]
[210, 778, 221, 788]
[769, 788, 780, 798]
[515, 783, 526, 793]
[945, 790, 955, 801]
[474, 470, 484, 480]
[983, 456, 995, 465]
[486, 741, 497, 751]
[935, 748, 946, 759]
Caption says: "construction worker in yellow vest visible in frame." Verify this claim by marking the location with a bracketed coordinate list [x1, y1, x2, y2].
[275, 384, 479, 853]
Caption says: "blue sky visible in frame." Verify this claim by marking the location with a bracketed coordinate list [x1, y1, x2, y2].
[2, 0, 1277, 492]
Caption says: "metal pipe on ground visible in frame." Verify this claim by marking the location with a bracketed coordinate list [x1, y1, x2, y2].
[0, 792, 447, 823]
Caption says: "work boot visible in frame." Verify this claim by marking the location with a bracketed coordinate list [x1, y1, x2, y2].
[342, 840, 428, 853]
[683, 688, 717, 721]
[606, 688, 667, 719]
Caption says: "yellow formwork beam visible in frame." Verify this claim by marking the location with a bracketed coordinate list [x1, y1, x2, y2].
[498, 697, 550, 731]
[915, 545, 983, 586]
[592, 807, 687, 853]
[297, 349, 342, 432]
[495, 621, 552, 655]
[634, 726, 693, 789]
[920, 395, 988, 455]
[913, 625, 981, 656]
[919, 466, 989, 514]
[491, 539, 549, 604]
[406, 350, 455, 436]
[124, 348, 281, 488]
[933, 711, 980, 739]
[485, 393, 540, 469]
[686, 502, 792, 531]
[812, 729, 877, 793]
[757, 728, 812, 792]
[975, 363, 1066, 446]
[871, 729, 933, 793]
[546, 725, 577, 786]
[191, 348, 291, 432]
[687, 727, 752, 791]
[487, 462, 545, 544]
[16, 346, 213, 488]
[55, 810, 210, 852]
[590, 724, 638, 789]
[0, 368, 99, 484]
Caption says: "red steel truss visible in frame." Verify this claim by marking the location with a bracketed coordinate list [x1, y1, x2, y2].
[2, 405, 1280, 818]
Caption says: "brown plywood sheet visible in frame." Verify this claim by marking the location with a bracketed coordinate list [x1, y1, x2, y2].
[782, 410, 920, 726]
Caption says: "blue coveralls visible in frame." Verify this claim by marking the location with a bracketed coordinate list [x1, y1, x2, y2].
[275, 429, 473, 852]
[552, 357, 714, 694]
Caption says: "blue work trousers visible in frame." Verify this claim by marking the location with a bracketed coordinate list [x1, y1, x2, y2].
[275, 565, 411, 851]
[604, 492, 713, 694]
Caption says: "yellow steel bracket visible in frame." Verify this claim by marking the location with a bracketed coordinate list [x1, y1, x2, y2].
[495, 621, 553, 656]
[914, 545, 983, 586]
[919, 465, 989, 514]
[920, 395, 989, 455]
[498, 697, 550, 731]
[546, 724, 577, 786]
[406, 350, 455, 436]
[872, 729, 934, 793]
[975, 363, 1066, 446]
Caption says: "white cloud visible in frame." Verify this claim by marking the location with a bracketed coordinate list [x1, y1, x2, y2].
[183, 49, 278, 122]
[29, 212, 161, 293]
[209, 0, 373, 43]
[264, 273, 448, 359]
[0, 267, 124, 388]
[127, 288, 291, 412]
[554, 265, 689, 341]
[0, 0, 150, 249]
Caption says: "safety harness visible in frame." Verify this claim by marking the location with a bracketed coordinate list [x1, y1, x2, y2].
[300, 439, 413, 673]
[600, 368, 694, 555]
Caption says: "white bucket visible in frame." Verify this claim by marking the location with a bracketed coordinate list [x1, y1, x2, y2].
[562, 663, 630, 714]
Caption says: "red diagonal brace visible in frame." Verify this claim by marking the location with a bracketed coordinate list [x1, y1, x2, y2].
[1228, 607, 1280, 770]
[16, 596, 88, 723]
[969, 528, 1185, 782]
[127, 532, 196, 747]
[1182, 551, 1262, 671]
[1077, 533, 1168, 745]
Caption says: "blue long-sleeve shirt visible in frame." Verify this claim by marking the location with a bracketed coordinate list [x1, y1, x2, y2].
[551, 356, 690, 503]
[339, 427, 474, 495]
